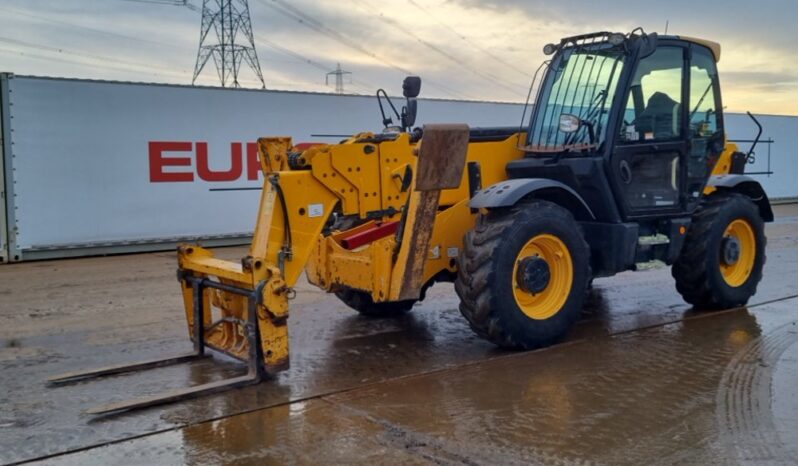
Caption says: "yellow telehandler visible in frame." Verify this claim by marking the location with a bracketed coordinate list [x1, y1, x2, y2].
[50, 29, 772, 414]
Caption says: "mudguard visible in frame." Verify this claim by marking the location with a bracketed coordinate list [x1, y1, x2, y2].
[707, 174, 774, 222]
[470, 178, 595, 220]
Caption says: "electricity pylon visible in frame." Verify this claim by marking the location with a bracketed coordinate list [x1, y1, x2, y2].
[192, 0, 266, 88]
[325, 63, 352, 94]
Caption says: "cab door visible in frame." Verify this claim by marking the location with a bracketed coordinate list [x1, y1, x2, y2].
[611, 45, 688, 218]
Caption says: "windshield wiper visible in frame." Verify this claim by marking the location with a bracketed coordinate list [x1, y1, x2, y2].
[564, 89, 606, 147]
[689, 81, 714, 121]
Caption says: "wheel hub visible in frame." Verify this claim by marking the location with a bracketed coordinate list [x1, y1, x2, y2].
[721, 236, 741, 265]
[516, 256, 551, 294]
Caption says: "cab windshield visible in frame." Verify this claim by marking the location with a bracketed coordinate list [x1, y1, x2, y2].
[528, 43, 626, 151]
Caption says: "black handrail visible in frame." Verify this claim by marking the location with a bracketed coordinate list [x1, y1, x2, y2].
[745, 111, 763, 164]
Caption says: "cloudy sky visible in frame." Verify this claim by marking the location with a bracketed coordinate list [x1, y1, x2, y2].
[1, 0, 796, 115]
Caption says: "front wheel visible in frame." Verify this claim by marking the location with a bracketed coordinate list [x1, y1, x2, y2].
[672, 193, 766, 309]
[455, 200, 591, 349]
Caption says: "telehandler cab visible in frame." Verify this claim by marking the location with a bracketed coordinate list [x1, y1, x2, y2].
[51, 29, 771, 414]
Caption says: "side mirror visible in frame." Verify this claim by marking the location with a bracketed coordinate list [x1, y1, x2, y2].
[559, 114, 581, 133]
[402, 98, 418, 128]
[403, 76, 421, 98]
[637, 32, 658, 59]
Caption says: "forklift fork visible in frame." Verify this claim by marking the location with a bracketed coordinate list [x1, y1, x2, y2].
[47, 275, 268, 415]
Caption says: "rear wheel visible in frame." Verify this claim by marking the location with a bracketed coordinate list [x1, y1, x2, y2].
[672, 193, 766, 309]
[335, 288, 417, 317]
[455, 200, 590, 349]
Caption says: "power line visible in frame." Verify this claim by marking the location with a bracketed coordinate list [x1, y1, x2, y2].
[256, 0, 473, 99]
[255, 38, 376, 93]
[0, 44, 361, 94]
[0, 47, 187, 80]
[0, 36, 191, 75]
[405, 0, 531, 79]
[1, 7, 375, 94]
[4, 0, 498, 98]
[0, 6, 183, 50]
[353, 0, 527, 97]
[121, 0, 200, 12]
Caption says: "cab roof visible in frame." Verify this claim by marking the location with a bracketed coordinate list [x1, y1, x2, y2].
[555, 31, 722, 62]
[673, 36, 721, 62]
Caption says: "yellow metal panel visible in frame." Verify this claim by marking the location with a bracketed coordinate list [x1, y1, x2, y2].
[711, 142, 739, 176]
[257, 137, 292, 173]
[702, 142, 738, 195]
[439, 133, 525, 206]
[422, 199, 476, 282]
[307, 233, 396, 301]
[377, 133, 416, 213]
[257, 316, 289, 371]
[249, 171, 340, 287]
[181, 256, 247, 283]
[249, 178, 278, 265]
[328, 143, 382, 217]
[309, 148, 357, 213]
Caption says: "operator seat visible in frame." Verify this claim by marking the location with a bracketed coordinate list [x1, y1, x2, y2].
[634, 91, 680, 139]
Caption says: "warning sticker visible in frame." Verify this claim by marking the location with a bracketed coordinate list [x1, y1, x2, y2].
[308, 203, 324, 218]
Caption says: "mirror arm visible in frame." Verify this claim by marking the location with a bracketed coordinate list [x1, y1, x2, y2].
[383, 89, 402, 120]
[376, 89, 391, 127]
[376, 89, 402, 128]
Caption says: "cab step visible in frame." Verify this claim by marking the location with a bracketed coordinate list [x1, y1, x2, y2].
[637, 234, 670, 246]
[635, 259, 667, 271]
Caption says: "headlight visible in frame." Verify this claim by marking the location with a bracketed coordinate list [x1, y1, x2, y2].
[559, 114, 581, 133]
[608, 33, 626, 45]
[543, 43, 558, 55]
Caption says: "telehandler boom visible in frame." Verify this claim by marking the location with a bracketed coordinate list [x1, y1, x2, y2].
[50, 30, 772, 415]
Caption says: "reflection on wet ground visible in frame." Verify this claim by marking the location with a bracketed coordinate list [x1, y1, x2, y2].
[1, 206, 797, 464]
[35, 301, 798, 465]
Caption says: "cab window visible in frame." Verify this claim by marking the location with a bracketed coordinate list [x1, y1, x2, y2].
[685, 46, 723, 205]
[689, 48, 719, 136]
[620, 47, 684, 142]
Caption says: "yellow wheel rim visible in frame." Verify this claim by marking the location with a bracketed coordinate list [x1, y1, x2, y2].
[512, 234, 574, 320]
[720, 218, 756, 287]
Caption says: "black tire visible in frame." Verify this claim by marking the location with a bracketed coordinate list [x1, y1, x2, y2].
[335, 287, 416, 317]
[672, 193, 766, 309]
[455, 200, 591, 349]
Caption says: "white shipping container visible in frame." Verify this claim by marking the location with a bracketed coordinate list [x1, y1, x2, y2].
[0, 75, 8, 263]
[0, 74, 523, 261]
[0, 74, 795, 262]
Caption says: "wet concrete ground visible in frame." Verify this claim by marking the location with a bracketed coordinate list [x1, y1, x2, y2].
[1, 204, 797, 465]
